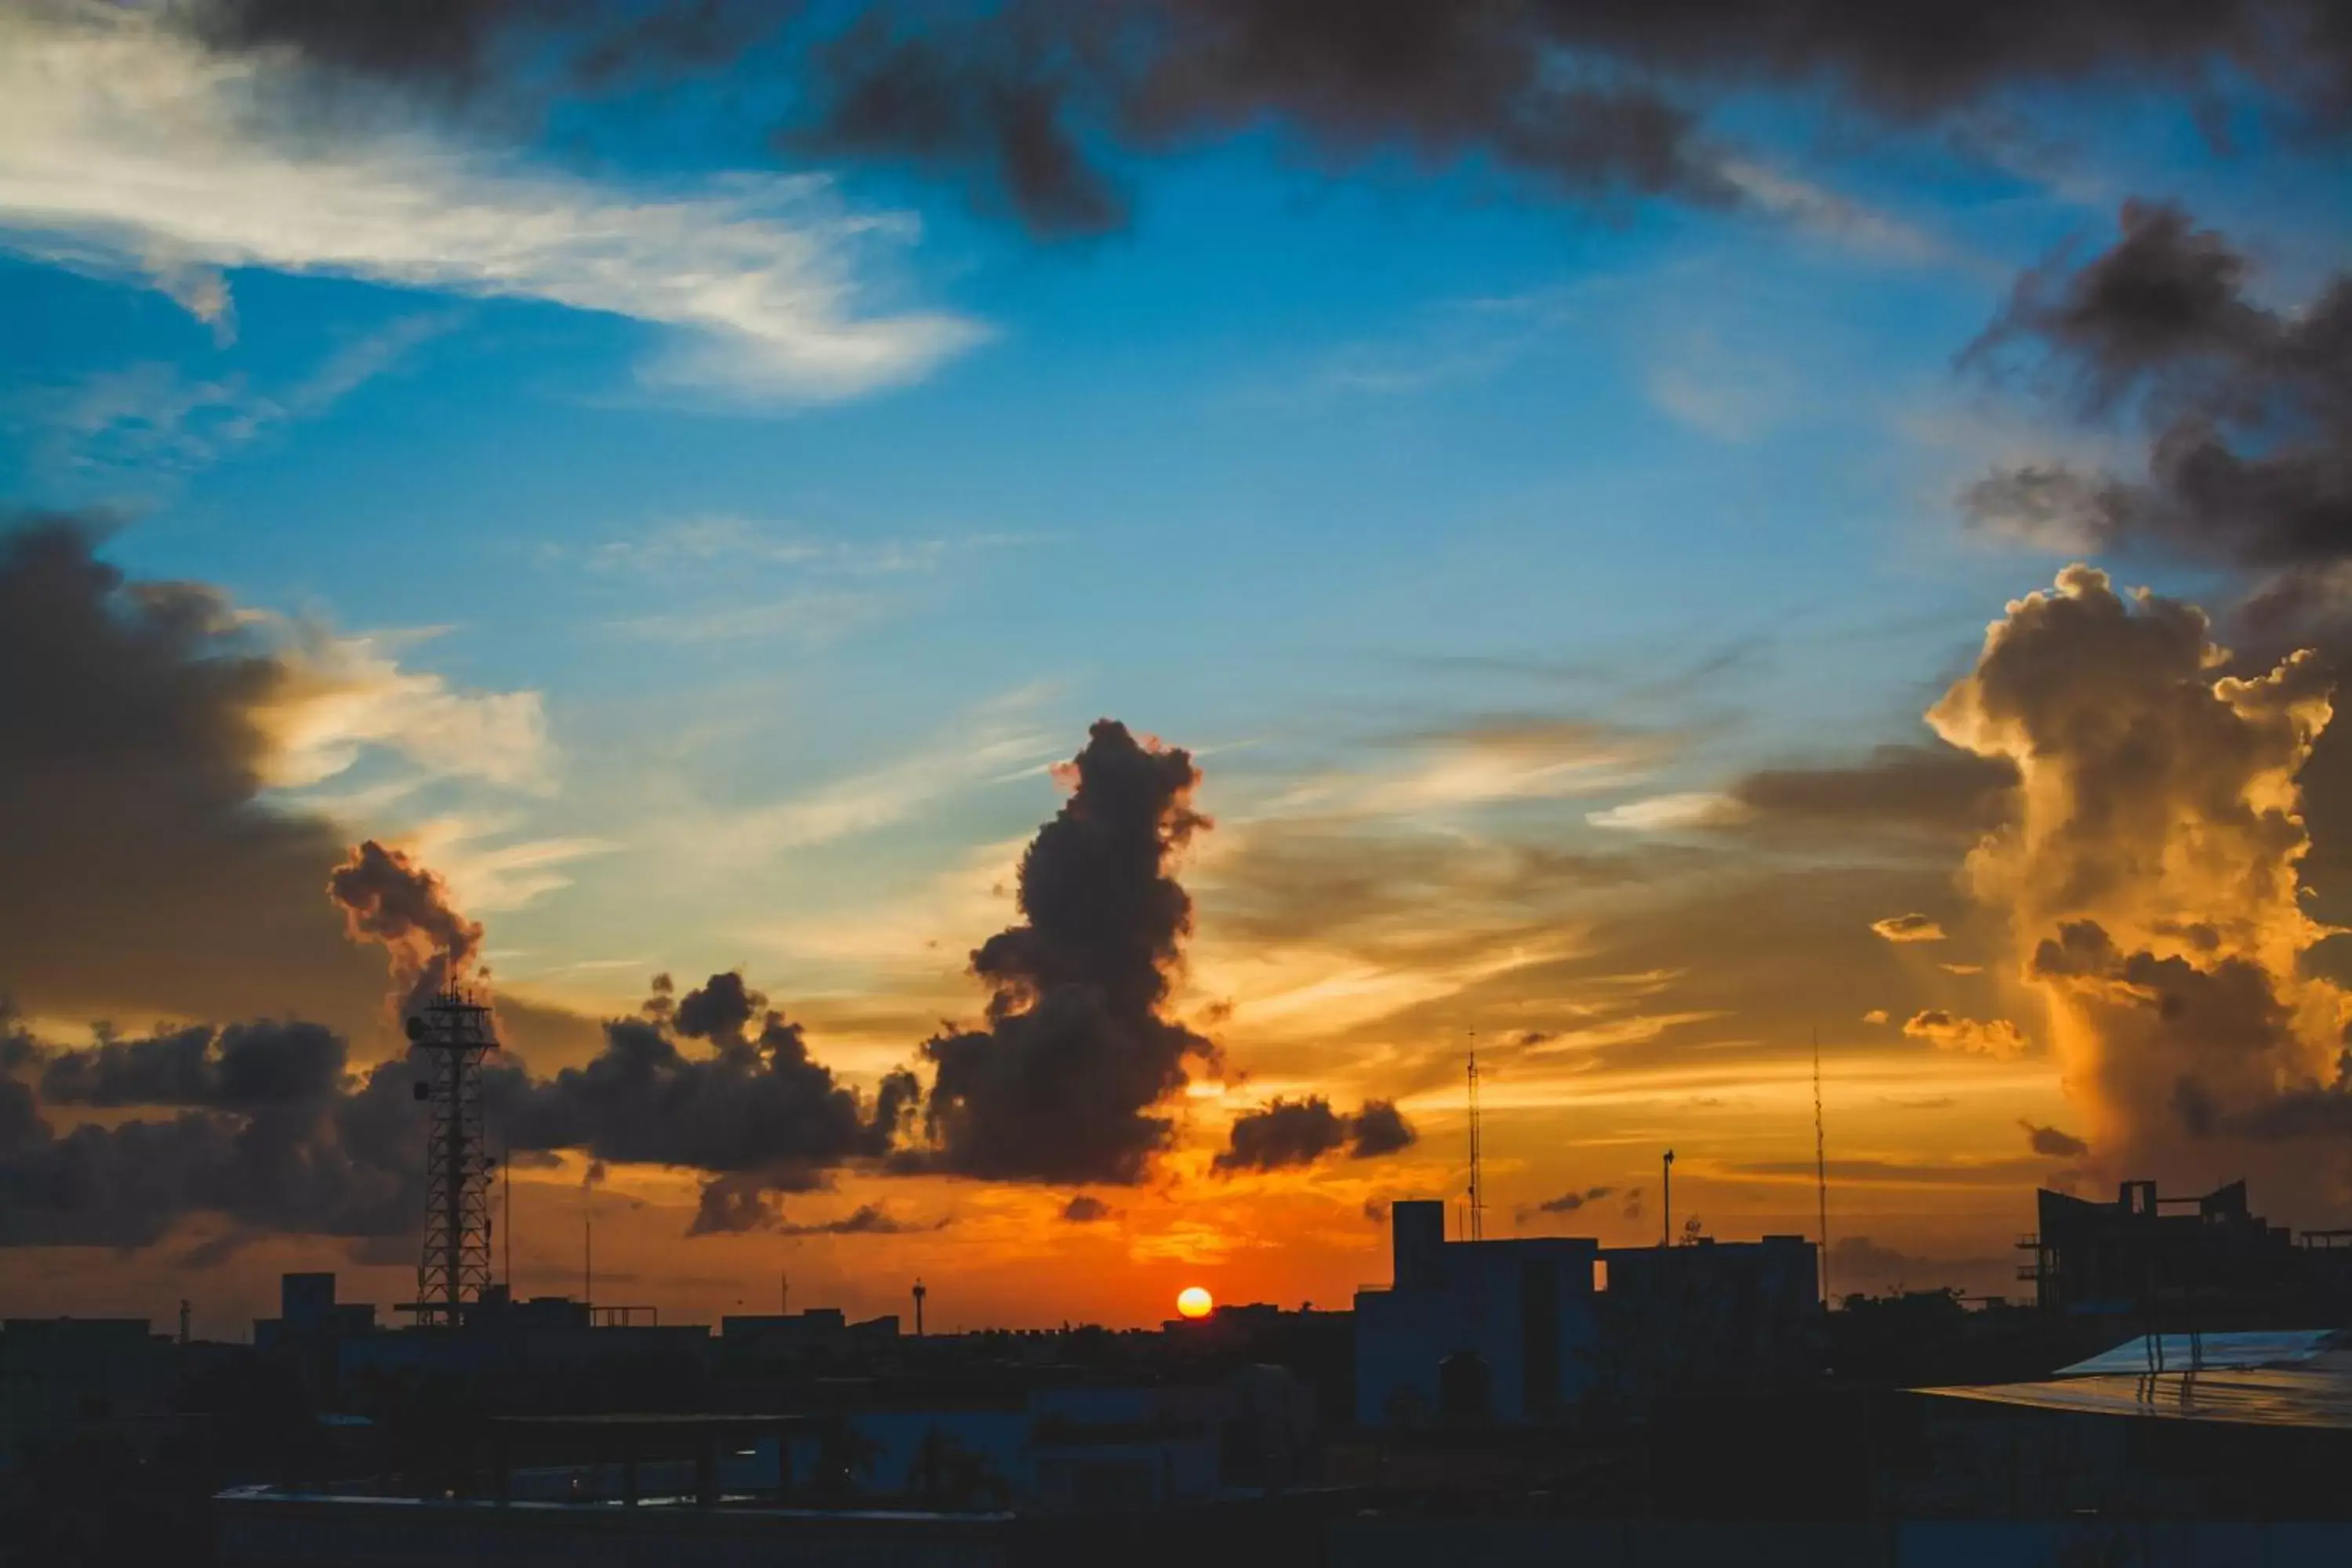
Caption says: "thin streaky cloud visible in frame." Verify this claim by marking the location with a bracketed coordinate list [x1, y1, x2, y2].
[0, 8, 983, 405]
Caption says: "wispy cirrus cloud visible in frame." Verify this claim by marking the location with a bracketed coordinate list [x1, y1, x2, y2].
[31, 312, 457, 481]
[679, 688, 1060, 865]
[0, 6, 982, 404]
[548, 517, 1047, 644]
[1265, 717, 1667, 820]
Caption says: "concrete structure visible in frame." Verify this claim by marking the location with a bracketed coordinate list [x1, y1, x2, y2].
[2020, 1178, 2352, 1323]
[1354, 1200, 1817, 1425]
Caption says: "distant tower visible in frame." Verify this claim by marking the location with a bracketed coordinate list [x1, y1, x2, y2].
[1465, 1037, 1486, 1243]
[913, 1279, 927, 1338]
[405, 988, 500, 1327]
[1813, 1029, 1831, 1305]
[1661, 1149, 1675, 1247]
[177, 1299, 190, 1347]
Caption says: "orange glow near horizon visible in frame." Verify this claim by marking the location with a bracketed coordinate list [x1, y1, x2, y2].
[1176, 1285, 1213, 1319]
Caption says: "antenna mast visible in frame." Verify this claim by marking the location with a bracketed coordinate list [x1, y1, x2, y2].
[1466, 1035, 1485, 1243]
[405, 989, 499, 1327]
[1813, 1028, 1831, 1306]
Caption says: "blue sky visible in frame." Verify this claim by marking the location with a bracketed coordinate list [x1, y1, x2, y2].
[5, 2, 2350, 1324]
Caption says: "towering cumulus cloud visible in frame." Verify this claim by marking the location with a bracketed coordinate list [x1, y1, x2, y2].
[1929, 567, 2352, 1195]
[328, 839, 488, 1010]
[920, 720, 1218, 1183]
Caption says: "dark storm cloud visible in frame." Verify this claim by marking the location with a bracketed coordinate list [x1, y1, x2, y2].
[195, 0, 513, 79]
[771, 2, 2352, 235]
[1965, 201, 2352, 569]
[1213, 1094, 1419, 1173]
[502, 972, 918, 1217]
[917, 720, 1218, 1185]
[1061, 1193, 1113, 1222]
[189, 0, 771, 89]
[37, 1021, 347, 1110]
[180, 2, 2352, 236]
[0, 517, 390, 1030]
[1350, 1098, 1416, 1157]
[1, 967, 924, 1248]
[0, 1019, 424, 1250]
[2020, 1119, 2090, 1158]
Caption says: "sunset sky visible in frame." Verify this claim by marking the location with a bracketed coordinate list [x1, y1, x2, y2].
[4, 1, 2350, 1338]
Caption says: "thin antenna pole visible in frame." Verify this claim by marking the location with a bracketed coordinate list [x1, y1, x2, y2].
[503, 1139, 513, 1296]
[1813, 1028, 1831, 1307]
[781, 1269, 789, 1316]
[1662, 1149, 1675, 1247]
[1466, 1033, 1485, 1243]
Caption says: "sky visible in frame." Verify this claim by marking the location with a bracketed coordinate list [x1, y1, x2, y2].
[3, 0, 2351, 1337]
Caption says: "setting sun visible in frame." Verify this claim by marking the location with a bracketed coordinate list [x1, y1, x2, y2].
[1176, 1286, 1213, 1319]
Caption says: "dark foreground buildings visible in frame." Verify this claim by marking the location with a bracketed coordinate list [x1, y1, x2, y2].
[2021, 1177, 2352, 1327]
[10, 1174, 2352, 1565]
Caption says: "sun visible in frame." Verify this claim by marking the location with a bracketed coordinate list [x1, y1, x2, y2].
[1176, 1285, 1213, 1319]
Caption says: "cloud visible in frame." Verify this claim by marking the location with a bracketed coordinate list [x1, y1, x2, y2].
[0, 6, 981, 403]
[1528, 1184, 1615, 1216]
[1902, 1009, 2030, 1058]
[1, 1012, 423, 1250]
[688, 1196, 938, 1238]
[1061, 1193, 1112, 1223]
[1588, 791, 1750, 831]
[502, 971, 919, 1225]
[33, 313, 456, 481]
[0, 519, 561, 1039]
[1734, 1157, 2051, 1188]
[1872, 913, 1947, 944]
[915, 720, 1219, 1184]
[1350, 1098, 1417, 1158]
[35, 1019, 347, 1112]
[1211, 1094, 1419, 1174]
[258, 624, 554, 794]
[128, 2, 2352, 267]
[1276, 717, 1665, 820]
[2020, 1119, 2090, 1158]
[328, 839, 487, 1011]
[770, 1, 2352, 237]
[695, 696, 1054, 859]
[1929, 566, 2350, 1189]
[1962, 203, 2350, 569]
[1730, 746, 2017, 843]
[0, 967, 926, 1248]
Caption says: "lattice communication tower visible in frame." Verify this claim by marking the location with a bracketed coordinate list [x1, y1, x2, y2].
[405, 988, 499, 1326]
